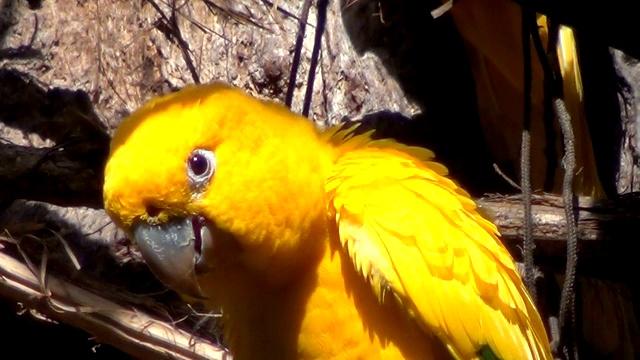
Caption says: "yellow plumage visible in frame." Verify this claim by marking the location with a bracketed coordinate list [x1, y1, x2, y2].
[327, 147, 549, 359]
[104, 83, 552, 359]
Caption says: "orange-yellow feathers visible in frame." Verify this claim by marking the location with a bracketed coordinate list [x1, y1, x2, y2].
[326, 146, 550, 359]
[104, 83, 552, 359]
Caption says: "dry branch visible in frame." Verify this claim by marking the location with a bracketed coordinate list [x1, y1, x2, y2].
[479, 194, 638, 281]
[480, 194, 632, 243]
[0, 239, 229, 360]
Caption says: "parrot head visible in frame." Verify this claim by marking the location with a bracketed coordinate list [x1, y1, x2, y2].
[104, 83, 331, 298]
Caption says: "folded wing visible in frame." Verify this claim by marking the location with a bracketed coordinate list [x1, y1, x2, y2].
[326, 145, 552, 360]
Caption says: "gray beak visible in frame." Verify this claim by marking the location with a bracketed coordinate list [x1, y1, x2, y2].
[133, 217, 213, 299]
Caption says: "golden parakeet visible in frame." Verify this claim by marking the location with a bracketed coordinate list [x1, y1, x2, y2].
[103, 83, 552, 359]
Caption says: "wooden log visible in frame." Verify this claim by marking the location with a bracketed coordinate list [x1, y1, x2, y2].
[479, 193, 638, 281]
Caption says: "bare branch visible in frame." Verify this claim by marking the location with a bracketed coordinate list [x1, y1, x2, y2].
[0, 242, 229, 360]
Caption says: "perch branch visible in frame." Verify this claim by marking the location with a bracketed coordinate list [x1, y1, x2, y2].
[0, 242, 229, 360]
[478, 193, 637, 282]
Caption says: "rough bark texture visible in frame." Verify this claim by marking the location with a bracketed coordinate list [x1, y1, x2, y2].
[1, 0, 640, 359]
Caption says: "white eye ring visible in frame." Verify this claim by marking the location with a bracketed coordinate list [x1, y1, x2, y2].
[187, 149, 216, 190]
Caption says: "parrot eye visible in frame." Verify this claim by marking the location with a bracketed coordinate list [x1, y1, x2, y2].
[187, 149, 216, 189]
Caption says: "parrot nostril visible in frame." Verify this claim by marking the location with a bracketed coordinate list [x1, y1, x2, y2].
[146, 205, 161, 218]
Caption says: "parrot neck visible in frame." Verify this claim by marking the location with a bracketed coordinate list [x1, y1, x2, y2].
[201, 235, 446, 360]
[201, 238, 329, 359]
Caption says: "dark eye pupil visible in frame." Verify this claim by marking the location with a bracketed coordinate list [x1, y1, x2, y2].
[189, 153, 209, 176]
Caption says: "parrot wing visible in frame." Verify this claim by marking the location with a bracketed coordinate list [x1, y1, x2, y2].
[325, 143, 552, 360]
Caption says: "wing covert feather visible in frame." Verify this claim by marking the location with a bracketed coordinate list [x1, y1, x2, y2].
[326, 147, 552, 360]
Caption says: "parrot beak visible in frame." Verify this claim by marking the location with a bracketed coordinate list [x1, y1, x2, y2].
[133, 216, 214, 299]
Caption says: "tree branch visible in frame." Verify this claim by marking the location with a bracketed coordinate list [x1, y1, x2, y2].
[0, 240, 228, 360]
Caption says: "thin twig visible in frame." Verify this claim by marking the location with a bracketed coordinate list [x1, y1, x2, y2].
[146, 0, 201, 84]
[201, 0, 267, 31]
[302, 0, 329, 117]
[28, 14, 39, 46]
[47, 229, 82, 271]
[170, 0, 201, 84]
[178, 4, 232, 41]
[260, 0, 314, 27]
[284, 0, 313, 109]
[493, 163, 522, 190]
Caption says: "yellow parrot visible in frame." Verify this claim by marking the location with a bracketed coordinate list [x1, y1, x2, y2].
[103, 83, 552, 359]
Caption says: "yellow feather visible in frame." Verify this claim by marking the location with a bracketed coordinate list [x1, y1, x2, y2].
[327, 146, 552, 359]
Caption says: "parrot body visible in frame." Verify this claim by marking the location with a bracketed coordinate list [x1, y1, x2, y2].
[104, 83, 552, 359]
